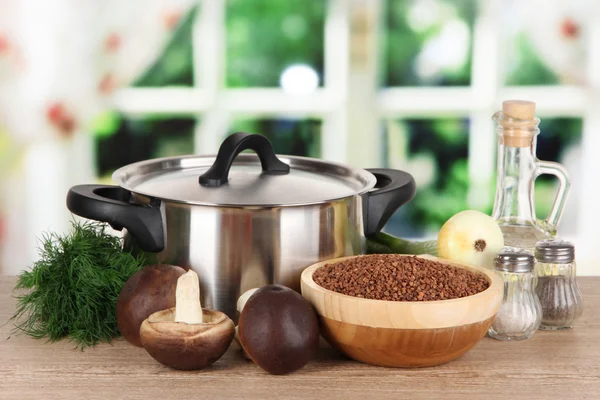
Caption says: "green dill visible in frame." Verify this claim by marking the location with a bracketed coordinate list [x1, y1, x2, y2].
[10, 220, 145, 349]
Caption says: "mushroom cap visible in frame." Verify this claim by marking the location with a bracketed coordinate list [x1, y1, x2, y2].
[238, 285, 320, 375]
[117, 264, 186, 346]
[140, 307, 235, 370]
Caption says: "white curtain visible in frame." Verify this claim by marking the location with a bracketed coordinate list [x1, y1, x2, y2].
[0, 0, 198, 274]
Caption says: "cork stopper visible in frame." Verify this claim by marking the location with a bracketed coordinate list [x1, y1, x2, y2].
[503, 100, 536, 120]
[497, 100, 538, 147]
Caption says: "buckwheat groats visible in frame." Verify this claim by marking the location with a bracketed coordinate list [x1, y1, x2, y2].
[313, 254, 489, 301]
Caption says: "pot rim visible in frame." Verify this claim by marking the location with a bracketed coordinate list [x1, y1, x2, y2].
[113, 153, 378, 207]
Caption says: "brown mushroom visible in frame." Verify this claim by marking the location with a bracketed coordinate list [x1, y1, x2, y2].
[140, 270, 235, 370]
[117, 264, 186, 346]
[238, 285, 320, 375]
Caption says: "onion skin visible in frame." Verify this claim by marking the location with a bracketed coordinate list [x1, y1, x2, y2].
[437, 210, 504, 270]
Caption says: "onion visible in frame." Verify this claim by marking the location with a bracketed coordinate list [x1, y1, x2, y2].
[437, 210, 504, 269]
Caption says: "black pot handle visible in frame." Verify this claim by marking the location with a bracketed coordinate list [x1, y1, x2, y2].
[363, 169, 416, 236]
[199, 132, 290, 187]
[66, 184, 165, 252]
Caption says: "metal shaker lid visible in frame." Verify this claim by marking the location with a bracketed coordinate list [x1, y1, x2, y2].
[494, 247, 535, 273]
[535, 239, 575, 264]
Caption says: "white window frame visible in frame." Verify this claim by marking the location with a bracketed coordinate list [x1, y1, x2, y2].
[109, 0, 600, 274]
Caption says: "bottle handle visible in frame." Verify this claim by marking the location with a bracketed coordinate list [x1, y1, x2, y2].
[535, 160, 571, 231]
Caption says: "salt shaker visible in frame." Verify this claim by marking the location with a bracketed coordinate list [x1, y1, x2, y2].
[488, 248, 542, 341]
[535, 239, 583, 330]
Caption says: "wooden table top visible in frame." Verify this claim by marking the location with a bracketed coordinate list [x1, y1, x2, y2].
[1, 275, 599, 400]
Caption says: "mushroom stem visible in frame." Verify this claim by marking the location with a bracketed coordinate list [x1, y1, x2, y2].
[175, 270, 203, 324]
[237, 288, 259, 314]
[236, 288, 259, 360]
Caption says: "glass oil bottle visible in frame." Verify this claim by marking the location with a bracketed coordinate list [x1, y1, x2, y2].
[491, 100, 571, 253]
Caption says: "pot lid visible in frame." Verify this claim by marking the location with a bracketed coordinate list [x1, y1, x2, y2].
[113, 153, 376, 207]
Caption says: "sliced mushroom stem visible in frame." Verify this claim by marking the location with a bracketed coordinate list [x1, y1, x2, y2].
[237, 288, 259, 314]
[175, 270, 203, 324]
[236, 288, 259, 360]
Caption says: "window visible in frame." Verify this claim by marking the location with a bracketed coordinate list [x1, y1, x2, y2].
[94, 0, 597, 273]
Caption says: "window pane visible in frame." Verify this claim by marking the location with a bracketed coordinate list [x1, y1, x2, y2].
[382, 118, 472, 238]
[93, 114, 196, 179]
[383, 0, 476, 87]
[226, 0, 325, 88]
[503, 6, 586, 85]
[381, 117, 583, 239]
[228, 118, 321, 157]
[133, 7, 196, 87]
[534, 118, 582, 235]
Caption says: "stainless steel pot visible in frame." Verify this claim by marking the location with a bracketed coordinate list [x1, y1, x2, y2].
[67, 132, 415, 319]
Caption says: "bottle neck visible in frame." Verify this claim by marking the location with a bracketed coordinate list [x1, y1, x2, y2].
[492, 139, 537, 224]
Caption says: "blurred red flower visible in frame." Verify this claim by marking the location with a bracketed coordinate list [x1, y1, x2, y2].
[104, 32, 121, 52]
[163, 10, 181, 30]
[0, 34, 9, 54]
[561, 18, 579, 38]
[98, 73, 117, 94]
[46, 102, 76, 138]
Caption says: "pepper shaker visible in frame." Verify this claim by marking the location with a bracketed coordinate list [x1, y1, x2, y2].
[488, 248, 542, 341]
[535, 239, 583, 330]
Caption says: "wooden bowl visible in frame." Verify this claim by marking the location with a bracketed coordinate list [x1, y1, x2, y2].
[300, 254, 503, 368]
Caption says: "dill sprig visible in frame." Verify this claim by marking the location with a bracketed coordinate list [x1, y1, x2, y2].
[10, 220, 145, 349]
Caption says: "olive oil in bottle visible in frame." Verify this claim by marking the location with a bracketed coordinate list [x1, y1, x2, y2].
[491, 100, 570, 252]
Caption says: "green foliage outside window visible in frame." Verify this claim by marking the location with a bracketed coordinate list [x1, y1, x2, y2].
[384, 0, 476, 86]
[226, 0, 325, 87]
[230, 119, 321, 158]
[91, 1, 583, 237]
